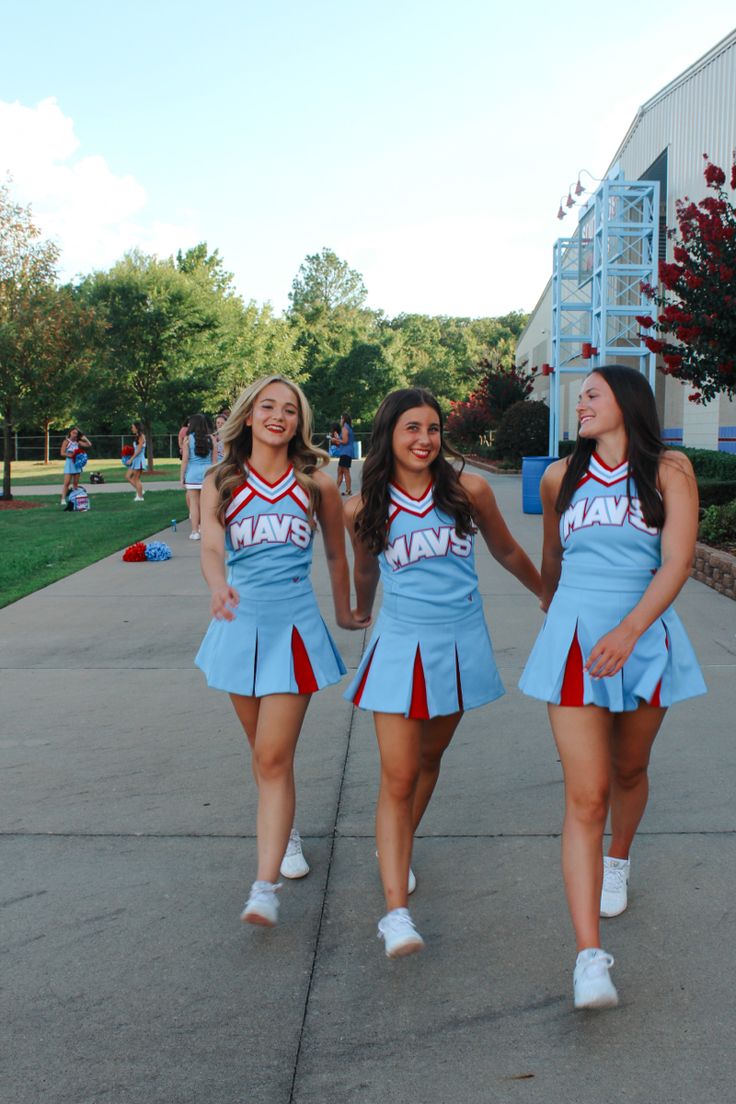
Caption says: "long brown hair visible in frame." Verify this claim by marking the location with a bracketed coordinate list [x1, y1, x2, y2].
[212, 375, 328, 525]
[556, 365, 665, 529]
[355, 388, 475, 554]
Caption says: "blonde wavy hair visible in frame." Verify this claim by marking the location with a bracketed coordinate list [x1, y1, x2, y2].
[212, 374, 329, 525]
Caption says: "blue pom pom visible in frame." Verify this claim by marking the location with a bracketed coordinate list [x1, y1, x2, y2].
[145, 541, 172, 562]
[74, 453, 88, 471]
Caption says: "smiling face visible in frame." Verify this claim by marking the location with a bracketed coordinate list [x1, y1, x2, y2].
[576, 373, 624, 440]
[246, 382, 300, 448]
[391, 405, 442, 480]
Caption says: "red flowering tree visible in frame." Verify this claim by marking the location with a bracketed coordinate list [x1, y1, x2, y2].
[637, 156, 736, 403]
[446, 359, 536, 449]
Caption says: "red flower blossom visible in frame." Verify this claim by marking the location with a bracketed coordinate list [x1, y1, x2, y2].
[659, 262, 684, 289]
[731, 162, 736, 191]
[687, 392, 702, 403]
[635, 315, 655, 329]
[663, 353, 683, 370]
[642, 336, 664, 354]
[704, 160, 726, 188]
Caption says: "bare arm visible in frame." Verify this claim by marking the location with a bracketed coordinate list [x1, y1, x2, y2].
[180, 437, 189, 484]
[315, 473, 368, 630]
[79, 435, 91, 448]
[461, 473, 542, 599]
[60, 438, 69, 458]
[344, 493, 380, 622]
[538, 461, 567, 611]
[132, 435, 145, 459]
[199, 473, 239, 620]
[585, 452, 699, 678]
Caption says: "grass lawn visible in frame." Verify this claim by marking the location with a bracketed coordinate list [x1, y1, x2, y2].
[9, 458, 181, 485]
[0, 490, 186, 608]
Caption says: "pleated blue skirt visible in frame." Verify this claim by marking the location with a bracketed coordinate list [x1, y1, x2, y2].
[195, 585, 346, 697]
[63, 457, 77, 474]
[344, 589, 505, 718]
[519, 570, 706, 712]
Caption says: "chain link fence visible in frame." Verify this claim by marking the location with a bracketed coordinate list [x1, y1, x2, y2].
[2, 432, 369, 462]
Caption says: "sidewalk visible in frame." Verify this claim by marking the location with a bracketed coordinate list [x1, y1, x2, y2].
[2, 468, 735, 1104]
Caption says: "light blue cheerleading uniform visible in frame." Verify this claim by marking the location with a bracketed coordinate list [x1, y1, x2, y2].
[519, 453, 706, 711]
[130, 440, 146, 470]
[63, 439, 81, 474]
[195, 465, 346, 696]
[184, 433, 212, 487]
[344, 481, 504, 718]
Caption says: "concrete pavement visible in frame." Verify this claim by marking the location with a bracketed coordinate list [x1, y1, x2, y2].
[2, 466, 735, 1104]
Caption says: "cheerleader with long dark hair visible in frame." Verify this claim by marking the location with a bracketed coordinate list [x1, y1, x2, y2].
[344, 387, 541, 957]
[519, 365, 706, 1009]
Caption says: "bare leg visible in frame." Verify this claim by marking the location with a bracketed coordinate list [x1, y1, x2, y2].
[608, 704, 666, 859]
[61, 474, 71, 501]
[411, 712, 463, 831]
[335, 465, 344, 491]
[374, 712, 422, 911]
[230, 692, 310, 883]
[344, 466, 352, 494]
[186, 489, 201, 532]
[548, 703, 612, 952]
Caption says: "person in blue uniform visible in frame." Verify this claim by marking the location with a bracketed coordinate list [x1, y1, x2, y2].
[335, 412, 355, 495]
[180, 413, 214, 539]
[519, 365, 705, 1011]
[125, 422, 146, 501]
[196, 375, 367, 928]
[60, 426, 91, 505]
[344, 387, 542, 958]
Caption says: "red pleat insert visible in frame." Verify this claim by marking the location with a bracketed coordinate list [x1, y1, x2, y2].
[352, 640, 378, 707]
[649, 629, 669, 707]
[409, 646, 430, 720]
[291, 626, 319, 694]
[455, 647, 464, 712]
[560, 628, 584, 707]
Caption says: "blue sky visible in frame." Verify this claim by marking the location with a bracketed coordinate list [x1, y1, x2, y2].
[2, 1, 734, 317]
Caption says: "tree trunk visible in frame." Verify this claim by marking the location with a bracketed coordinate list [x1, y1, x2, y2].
[44, 419, 51, 464]
[144, 418, 154, 472]
[2, 405, 14, 500]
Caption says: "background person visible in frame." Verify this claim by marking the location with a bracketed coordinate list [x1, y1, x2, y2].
[124, 423, 146, 501]
[181, 413, 214, 540]
[178, 417, 190, 457]
[335, 412, 354, 495]
[60, 426, 91, 505]
[519, 365, 706, 1011]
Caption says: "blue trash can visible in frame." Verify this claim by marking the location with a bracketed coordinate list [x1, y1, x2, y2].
[521, 455, 557, 515]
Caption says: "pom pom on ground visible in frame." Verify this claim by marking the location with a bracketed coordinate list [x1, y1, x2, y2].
[122, 542, 148, 562]
[145, 541, 172, 561]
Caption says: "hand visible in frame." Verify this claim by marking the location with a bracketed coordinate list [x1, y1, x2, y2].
[210, 584, 239, 621]
[585, 623, 638, 679]
[336, 609, 372, 630]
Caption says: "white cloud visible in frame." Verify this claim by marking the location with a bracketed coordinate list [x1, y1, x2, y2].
[0, 97, 198, 278]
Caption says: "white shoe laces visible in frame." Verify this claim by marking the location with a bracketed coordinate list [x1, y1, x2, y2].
[378, 910, 419, 940]
[284, 832, 302, 857]
[579, 952, 614, 979]
[603, 866, 628, 892]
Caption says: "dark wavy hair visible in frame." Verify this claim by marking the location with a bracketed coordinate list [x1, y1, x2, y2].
[188, 412, 212, 459]
[355, 388, 475, 554]
[131, 421, 144, 442]
[556, 365, 665, 529]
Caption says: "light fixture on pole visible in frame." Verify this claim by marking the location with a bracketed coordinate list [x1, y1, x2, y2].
[557, 196, 567, 220]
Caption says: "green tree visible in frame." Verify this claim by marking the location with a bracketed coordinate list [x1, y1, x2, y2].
[77, 250, 223, 467]
[289, 247, 368, 316]
[0, 182, 62, 497]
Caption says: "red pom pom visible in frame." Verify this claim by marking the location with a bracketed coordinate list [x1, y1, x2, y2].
[121, 445, 135, 457]
[123, 541, 148, 562]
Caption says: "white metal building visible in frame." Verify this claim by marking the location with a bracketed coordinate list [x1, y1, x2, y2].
[516, 28, 736, 452]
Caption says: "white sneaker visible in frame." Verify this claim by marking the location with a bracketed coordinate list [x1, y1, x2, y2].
[189, 532, 201, 541]
[573, 948, 618, 1009]
[134, 495, 144, 502]
[280, 829, 310, 879]
[600, 856, 630, 917]
[240, 880, 282, 926]
[376, 850, 416, 895]
[377, 908, 425, 958]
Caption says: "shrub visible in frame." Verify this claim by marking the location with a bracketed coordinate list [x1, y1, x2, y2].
[696, 479, 736, 508]
[446, 362, 536, 449]
[678, 447, 736, 479]
[492, 400, 550, 463]
[699, 500, 736, 545]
